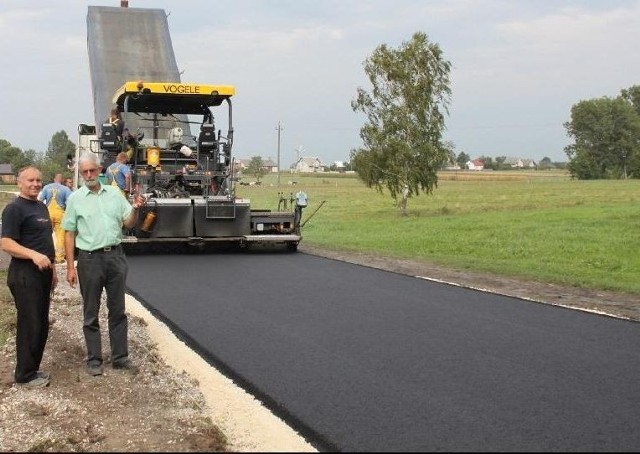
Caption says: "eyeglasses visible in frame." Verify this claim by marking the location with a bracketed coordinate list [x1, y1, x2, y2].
[80, 168, 100, 175]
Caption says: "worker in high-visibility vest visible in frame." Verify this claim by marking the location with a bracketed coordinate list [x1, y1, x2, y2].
[38, 173, 72, 263]
[104, 152, 131, 197]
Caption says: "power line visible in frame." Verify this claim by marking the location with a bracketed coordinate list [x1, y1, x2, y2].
[275, 121, 283, 186]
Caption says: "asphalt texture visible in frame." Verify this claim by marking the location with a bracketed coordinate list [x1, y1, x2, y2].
[126, 251, 640, 452]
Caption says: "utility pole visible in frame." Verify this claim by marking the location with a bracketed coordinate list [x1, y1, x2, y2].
[276, 121, 283, 185]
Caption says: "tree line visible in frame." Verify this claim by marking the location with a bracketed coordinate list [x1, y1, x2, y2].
[450, 152, 566, 171]
[0, 131, 76, 184]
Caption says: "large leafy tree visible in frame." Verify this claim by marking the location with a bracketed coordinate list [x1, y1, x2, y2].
[46, 131, 76, 168]
[564, 87, 640, 179]
[39, 130, 76, 182]
[351, 31, 451, 215]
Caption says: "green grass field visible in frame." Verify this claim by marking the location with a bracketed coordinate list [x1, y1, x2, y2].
[237, 170, 640, 294]
[0, 172, 638, 348]
[1, 171, 638, 298]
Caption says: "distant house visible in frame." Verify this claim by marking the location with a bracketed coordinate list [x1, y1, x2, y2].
[291, 156, 325, 173]
[237, 157, 279, 173]
[262, 159, 278, 173]
[466, 159, 484, 171]
[0, 164, 15, 184]
[503, 157, 537, 169]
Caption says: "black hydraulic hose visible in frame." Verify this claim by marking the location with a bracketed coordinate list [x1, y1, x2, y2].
[301, 200, 326, 228]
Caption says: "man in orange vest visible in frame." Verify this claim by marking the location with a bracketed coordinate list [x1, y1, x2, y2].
[38, 173, 72, 263]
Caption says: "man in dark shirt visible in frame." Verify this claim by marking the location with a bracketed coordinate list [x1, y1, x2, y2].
[1, 166, 57, 388]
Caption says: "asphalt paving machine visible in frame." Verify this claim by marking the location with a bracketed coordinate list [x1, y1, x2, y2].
[91, 80, 306, 251]
[79, 5, 306, 251]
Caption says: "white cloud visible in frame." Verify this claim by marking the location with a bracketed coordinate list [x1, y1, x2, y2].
[457, 3, 640, 92]
[1, 0, 639, 162]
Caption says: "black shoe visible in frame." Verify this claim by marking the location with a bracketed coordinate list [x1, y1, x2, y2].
[112, 359, 132, 369]
[36, 371, 50, 380]
[112, 360, 138, 373]
[87, 364, 103, 376]
[17, 375, 50, 389]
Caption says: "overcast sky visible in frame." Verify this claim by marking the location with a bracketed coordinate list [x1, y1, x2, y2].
[1, 0, 639, 166]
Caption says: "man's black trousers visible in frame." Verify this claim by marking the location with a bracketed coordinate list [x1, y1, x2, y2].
[7, 260, 52, 383]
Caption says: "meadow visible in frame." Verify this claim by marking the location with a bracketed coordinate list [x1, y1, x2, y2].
[1, 170, 638, 297]
[236, 170, 640, 295]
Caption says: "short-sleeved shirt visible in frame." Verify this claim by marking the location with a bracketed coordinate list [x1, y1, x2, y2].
[61, 183, 133, 251]
[1, 196, 55, 262]
[39, 182, 72, 209]
[104, 162, 130, 191]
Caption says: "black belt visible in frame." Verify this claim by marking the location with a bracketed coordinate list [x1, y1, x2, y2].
[81, 244, 121, 254]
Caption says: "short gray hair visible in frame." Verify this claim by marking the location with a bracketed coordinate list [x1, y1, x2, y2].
[17, 165, 41, 179]
[78, 151, 101, 167]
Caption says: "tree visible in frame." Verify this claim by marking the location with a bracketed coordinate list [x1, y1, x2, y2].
[39, 131, 76, 182]
[351, 31, 451, 216]
[494, 156, 507, 170]
[246, 156, 267, 182]
[479, 156, 493, 170]
[12, 148, 36, 172]
[46, 131, 76, 169]
[0, 139, 21, 166]
[1, 133, 71, 181]
[621, 85, 640, 115]
[538, 156, 553, 170]
[564, 93, 640, 179]
[442, 140, 457, 168]
[456, 151, 470, 168]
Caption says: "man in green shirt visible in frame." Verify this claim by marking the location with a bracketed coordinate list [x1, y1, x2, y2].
[62, 152, 145, 377]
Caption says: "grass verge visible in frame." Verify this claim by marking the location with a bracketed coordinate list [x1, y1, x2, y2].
[238, 172, 640, 295]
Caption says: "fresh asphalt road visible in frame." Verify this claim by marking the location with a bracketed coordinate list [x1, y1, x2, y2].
[126, 251, 640, 452]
